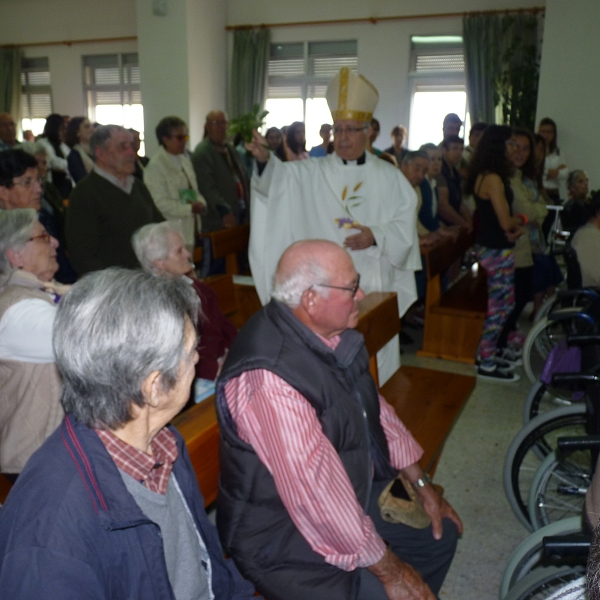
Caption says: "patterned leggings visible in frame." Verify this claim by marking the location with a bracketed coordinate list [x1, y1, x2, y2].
[476, 246, 515, 368]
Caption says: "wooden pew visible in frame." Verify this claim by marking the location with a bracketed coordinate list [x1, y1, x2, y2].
[200, 224, 250, 275]
[174, 292, 475, 505]
[353, 292, 475, 474]
[417, 229, 488, 364]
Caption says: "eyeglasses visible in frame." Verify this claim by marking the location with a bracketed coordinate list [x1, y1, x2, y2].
[169, 134, 189, 141]
[311, 274, 361, 297]
[13, 177, 43, 189]
[332, 126, 367, 136]
[505, 139, 518, 147]
[208, 120, 228, 127]
[28, 231, 52, 244]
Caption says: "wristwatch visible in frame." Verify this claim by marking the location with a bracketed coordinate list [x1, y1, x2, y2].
[412, 473, 432, 488]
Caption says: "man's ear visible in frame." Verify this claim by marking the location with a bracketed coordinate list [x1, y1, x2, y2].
[141, 370, 163, 408]
[299, 288, 319, 315]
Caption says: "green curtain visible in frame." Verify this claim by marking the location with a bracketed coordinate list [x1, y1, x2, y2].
[495, 14, 540, 130]
[0, 48, 22, 121]
[463, 15, 502, 124]
[228, 28, 270, 119]
[463, 14, 541, 129]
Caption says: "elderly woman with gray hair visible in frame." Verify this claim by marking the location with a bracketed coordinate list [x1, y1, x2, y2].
[0, 208, 68, 480]
[132, 221, 237, 381]
[0, 268, 258, 599]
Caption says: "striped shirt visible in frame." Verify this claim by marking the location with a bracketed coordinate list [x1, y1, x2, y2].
[95, 427, 178, 495]
[224, 334, 423, 571]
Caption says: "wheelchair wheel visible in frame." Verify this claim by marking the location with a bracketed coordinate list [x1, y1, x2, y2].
[504, 405, 588, 530]
[522, 381, 577, 425]
[528, 450, 591, 531]
[502, 566, 586, 600]
[533, 294, 559, 325]
[499, 516, 583, 598]
[523, 318, 569, 385]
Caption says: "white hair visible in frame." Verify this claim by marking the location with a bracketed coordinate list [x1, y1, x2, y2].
[271, 258, 330, 308]
[131, 221, 184, 274]
[0, 208, 38, 274]
[16, 141, 47, 157]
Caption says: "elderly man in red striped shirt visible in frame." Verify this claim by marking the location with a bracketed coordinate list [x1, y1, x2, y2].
[216, 239, 462, 600]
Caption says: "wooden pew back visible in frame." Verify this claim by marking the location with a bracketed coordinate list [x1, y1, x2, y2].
[201, 224, 250, 275]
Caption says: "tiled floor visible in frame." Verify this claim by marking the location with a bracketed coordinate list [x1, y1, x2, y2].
[401, 324, 536, 599]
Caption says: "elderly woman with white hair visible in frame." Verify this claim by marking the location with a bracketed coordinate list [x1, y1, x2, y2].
[0, 209, 68, 480]
[132, 221, 237, 381]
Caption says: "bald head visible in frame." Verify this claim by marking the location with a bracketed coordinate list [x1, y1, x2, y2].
[272, 240, 364, 338]
[0, 113, 17, 147]
[205, 110, 228, 146]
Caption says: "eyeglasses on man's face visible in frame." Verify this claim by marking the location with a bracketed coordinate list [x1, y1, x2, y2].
[310, 273, 361, 297]
[169, 134, 189, 141]
[13, 177, 43, 189]
[332, 126, 367, 136]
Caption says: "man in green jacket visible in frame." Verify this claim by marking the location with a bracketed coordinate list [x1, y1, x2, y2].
[192, 110, 250, 233]
[66, 125, 164, 276]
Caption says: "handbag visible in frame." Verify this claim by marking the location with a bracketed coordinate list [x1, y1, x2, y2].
[377, 473, 431, 529]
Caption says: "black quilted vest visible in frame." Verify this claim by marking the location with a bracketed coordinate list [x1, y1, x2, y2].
[215, 300, 396, 590]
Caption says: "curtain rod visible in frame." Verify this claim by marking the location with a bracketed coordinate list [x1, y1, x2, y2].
[1, 36, 137, 49]
[225, 6, 544, 31]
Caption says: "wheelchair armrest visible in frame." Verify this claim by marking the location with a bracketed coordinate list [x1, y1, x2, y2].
[552, 372, 600, 389]
[556, 289, 600, 301]
[567, 334, 600, 346]
[543, 534, 591, 559]
[557, 435, 600, 452]
[548, 307, 597, 326]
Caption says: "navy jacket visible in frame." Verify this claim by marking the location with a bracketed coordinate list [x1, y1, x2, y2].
[0, 414, 256, 600]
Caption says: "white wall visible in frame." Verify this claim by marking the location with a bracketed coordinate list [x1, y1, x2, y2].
[0, 0, 136, 45]
[226, 0, 545, 143]
[536, 0, 600, 191]
[0, 0, 138, 118]
[136, 0, 192, 155]
[135, 0, 227, 155]
[227, 0, 544, 25]
[185, 0, 228, 148]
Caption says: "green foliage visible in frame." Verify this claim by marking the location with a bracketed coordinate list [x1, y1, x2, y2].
[493, 16, 540, 131]
[228, 103, 269, 143]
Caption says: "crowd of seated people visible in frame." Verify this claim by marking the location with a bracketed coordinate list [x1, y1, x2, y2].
[0, 86, 596, 597]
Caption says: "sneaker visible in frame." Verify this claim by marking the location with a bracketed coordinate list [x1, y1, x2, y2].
[497, 347, 524, 367]
[477, 365, 520, 383]
[475, 355, 517, 371]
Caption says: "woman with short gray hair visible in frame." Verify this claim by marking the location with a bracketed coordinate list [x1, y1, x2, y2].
[0, 209, 67, 478]
[132, 221, 237, 381]
[0, 267, 258, 599]
[143, 116, 206, 251]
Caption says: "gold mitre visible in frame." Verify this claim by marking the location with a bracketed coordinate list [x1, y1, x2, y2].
[326, 67, 379, 122]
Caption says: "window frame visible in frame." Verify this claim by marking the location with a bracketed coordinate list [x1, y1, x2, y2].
[21, 57, 53, 135]
[82, 53, 141, 124]
[266, 40, 358, 122]
[407, 36, 468, 148]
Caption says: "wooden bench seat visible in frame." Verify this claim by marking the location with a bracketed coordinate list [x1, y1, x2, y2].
[1, 292, 475, 507]
[418, 230, 488, 364]
[173, 292, 474, 505]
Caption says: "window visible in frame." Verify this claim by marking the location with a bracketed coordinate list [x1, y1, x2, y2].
[83, 53, 145, 154]
[21, 57, 53, 137]
[265, 41, 357, 149]
[407, 36, 470, 150]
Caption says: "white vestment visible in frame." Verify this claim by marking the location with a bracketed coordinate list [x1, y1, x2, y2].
[249, 152, 421, 385]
